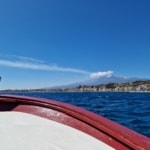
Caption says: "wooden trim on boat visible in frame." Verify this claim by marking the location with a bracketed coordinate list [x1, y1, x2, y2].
[0, 94, 150, 150]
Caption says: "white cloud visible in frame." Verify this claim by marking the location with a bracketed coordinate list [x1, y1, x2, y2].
[0, 55, 114, 78]
[0, 54, 44, 63]
[89, 71, 113, 79]
[0, 58, 89, 74]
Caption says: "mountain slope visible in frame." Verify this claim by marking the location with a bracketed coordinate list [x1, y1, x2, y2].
[50, 76, 147, 89]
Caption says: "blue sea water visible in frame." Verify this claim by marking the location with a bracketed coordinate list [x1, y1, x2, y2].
[1, 92, 150, 138]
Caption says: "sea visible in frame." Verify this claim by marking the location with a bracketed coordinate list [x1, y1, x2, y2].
[1, 91, 150, 138]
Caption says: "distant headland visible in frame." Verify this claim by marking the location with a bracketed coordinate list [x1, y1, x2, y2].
[1, 80, 150, 93]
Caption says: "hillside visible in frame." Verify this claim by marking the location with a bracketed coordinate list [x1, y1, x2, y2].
[1, 80, 150, 93]
[53, 80, 150, 92]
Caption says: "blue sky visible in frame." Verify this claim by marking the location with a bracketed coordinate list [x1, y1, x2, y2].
[0, 0, 150, 89]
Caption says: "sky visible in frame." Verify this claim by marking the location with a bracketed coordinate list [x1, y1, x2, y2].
[0, 0, 150, 89]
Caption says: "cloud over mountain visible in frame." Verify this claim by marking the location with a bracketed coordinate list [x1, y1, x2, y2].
[0, 55, 114, 79]
[89, 71, 113, 79]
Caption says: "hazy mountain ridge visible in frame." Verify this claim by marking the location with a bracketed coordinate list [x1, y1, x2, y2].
[1, 76, 149, 92]
[50, 76, 147, 89]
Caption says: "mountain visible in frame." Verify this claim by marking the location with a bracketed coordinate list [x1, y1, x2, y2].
[82, 76, 140, 85]
[49, 76, 147, 89]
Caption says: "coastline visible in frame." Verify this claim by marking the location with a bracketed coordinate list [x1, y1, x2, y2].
[0, 80, 150, 93]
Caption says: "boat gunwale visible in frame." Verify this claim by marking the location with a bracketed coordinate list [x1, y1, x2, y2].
[0, 94, 150, 150]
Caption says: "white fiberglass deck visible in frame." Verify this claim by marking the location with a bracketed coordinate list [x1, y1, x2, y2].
[0, 112, 114, 150]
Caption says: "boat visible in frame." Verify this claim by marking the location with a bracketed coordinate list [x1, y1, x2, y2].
[0, 94, 150, 149]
